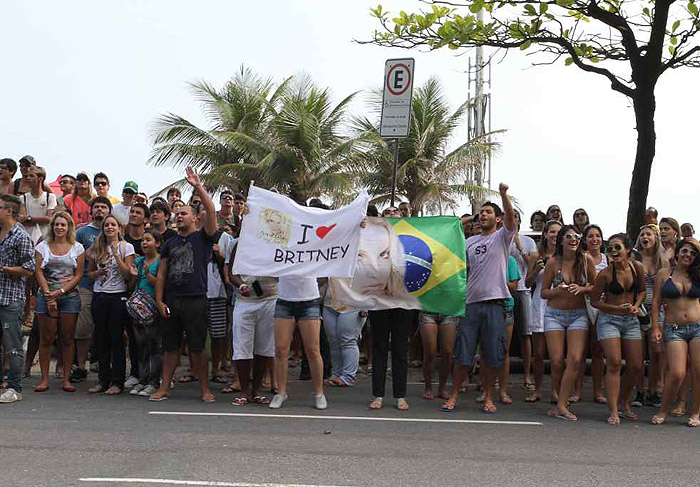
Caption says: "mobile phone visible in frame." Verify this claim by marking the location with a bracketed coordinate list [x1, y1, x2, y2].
[252, 280, 263, 297]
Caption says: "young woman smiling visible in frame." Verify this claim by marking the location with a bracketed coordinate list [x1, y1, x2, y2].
[541, 225, 596, 421]
[572, 224, 608, 405]
[525, 220, 562, 403]
[87, 215, 136, 395]
[633, 224, 670, 408]
[34, 212, 85, 393]
[651, 239, 700, 427]
[592, 234, 646, 425]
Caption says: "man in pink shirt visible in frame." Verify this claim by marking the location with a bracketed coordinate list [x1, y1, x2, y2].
[441, 183, 515, 414]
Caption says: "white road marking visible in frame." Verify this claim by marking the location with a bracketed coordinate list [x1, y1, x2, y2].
[79, 479, 348, 487]
[148, 411, 542, 426]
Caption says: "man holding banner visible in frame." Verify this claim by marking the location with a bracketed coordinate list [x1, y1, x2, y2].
[441, 183, 515, 414]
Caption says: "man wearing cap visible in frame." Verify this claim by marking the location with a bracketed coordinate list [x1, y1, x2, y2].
[112, 181, 138, 226]
[13, 156, 37, 196]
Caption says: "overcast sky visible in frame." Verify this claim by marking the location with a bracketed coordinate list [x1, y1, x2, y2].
[2, 0, 698, 235]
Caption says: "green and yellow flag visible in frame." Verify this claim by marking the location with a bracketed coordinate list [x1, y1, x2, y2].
[388, 216, 467, 316]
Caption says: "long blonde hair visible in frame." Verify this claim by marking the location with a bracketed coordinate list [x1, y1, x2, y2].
[635, 224, 665, 272]
[90, 215, 123, 264]
[47, 211, 76, 244]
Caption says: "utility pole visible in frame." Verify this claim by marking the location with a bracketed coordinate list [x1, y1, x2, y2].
[467, 9, 492, 215]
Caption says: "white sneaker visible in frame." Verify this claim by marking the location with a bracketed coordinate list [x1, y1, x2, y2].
[138, 385, 157, 396]
[314, 393, 328, 410]
[269, 394, 288, 409]
[124, 376, 140, 389]
[129, 384, 144, 395]
[0, 388, 22, 403]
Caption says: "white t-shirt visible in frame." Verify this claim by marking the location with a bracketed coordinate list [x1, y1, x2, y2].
[92, 241, 135, 293]
[206, 233, 232, 299]
[510, 234, 537, 292]
[112, 203, 131, 226]
[466, 225, 516, 304]
[23, 192, 57, 244]
[278, 276, 319, 302]
[35, 241, 85, 293]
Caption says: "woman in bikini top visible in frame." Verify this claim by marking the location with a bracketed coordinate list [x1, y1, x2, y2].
[650, 238, 700, 426]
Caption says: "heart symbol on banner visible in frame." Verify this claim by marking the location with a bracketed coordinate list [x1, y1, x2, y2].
[316, 224, 336, 239]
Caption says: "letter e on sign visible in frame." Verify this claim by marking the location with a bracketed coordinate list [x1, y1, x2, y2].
[380, 58, 415, 138]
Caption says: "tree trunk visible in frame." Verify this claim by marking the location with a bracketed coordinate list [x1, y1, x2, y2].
[626, 85, 656, 241]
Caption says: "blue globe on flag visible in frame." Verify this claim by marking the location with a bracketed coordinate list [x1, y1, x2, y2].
[398, 235, 433, 292]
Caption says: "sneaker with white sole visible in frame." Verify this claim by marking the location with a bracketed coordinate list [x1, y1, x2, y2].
[314, 393, 328, 410]
[269, 393, 288, 409]
[124, 376, 140, 389]
[129, 384, 145, 395]
[138, 385, 157, 397]
[0, 388, 22, 403]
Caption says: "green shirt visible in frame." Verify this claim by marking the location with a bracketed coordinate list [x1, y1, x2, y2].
[505, 255, 521, 311]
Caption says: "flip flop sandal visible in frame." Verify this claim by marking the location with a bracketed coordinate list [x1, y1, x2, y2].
[594, 396, 608, 405]
[252, 395, 270, 404]
[178, 375, 196, 383]
[500, 394, 514, 405]
[148, 393, 170, 402]
[440, 403, 456, 412]
[620, 410, 638, 421]
[607, 416, 621, 426]
[62, 385, 77, 393]
[568, 396, 581, 404]
[34, 384, 49, 393]
[220, 385, 241, 394]
[232, 397, 249, 406]
[686, 417, 700, 428]
[651, 415, 666, 425]
[201, 394, 216, 403]
[481, 403, 497, 414]
[555, 412, 578, 421]
[525, 394, 541, 403]
[211, 376, 228, 384]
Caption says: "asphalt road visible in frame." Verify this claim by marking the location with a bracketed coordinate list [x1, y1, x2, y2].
[2, 365, 699, 487]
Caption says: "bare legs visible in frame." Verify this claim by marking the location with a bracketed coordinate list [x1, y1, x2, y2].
[547, 329, 587, 418]
[421, 322, 456, 400]
[600, 337, 643, 423]
[36, 313, 77, 390]
[274, 318, 323, 398]
[526, 333, 546, 401]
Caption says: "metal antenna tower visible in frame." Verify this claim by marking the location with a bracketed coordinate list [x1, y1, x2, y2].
[466, 17, 492, 214]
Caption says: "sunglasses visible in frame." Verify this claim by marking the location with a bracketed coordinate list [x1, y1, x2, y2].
[94, 181, 108, 187]
[564, 233, 581, 241]
[221, 195, 234, 201]
[60, 179, 73, 184]
[574, 212, 587, 217]
[679, 248, 698, 257]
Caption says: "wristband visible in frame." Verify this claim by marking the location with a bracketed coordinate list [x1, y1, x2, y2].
[59, 288, 65, 295]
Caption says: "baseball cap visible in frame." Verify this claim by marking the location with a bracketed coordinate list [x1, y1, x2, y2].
[122, 181, 138, 193]
[19, 155, 36, 167]
[76, 172, 90, 182]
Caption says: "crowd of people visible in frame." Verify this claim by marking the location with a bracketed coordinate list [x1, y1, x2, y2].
[0, 155, 698, 428]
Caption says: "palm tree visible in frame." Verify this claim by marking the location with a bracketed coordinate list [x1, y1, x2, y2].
[352, 77, 500, 216]
[150, 67, 363, 204]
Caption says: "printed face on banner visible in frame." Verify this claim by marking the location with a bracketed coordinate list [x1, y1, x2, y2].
[258, 207, 293, 247]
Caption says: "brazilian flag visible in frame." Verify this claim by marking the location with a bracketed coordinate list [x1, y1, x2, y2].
[388, 216, 467, 316]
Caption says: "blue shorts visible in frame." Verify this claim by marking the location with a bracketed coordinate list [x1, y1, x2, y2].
[663, 322, 700, 343]
[597, 312, 641, 341]
[274, 298, 321, 321]
[544, 307, 588, 332]
[35, 291, 81, 315]
[454, 300, 507, 368]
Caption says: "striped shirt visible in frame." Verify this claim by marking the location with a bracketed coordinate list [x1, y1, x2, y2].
[0, 223, 36, 305]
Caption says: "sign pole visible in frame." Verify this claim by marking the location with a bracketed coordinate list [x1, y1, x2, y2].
[390, 138, 399, 207]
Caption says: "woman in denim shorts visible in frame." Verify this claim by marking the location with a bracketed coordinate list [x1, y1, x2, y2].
[269, 276, 326, 410]
[34, 212, 85, 393]
[592, 233, 646, 426]
[650, 238, 700, 427]
[541, 225, 596, 421]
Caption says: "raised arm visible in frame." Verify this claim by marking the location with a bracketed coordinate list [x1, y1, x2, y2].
[186, 167, 217, 237]
[499, 183, 515, 232]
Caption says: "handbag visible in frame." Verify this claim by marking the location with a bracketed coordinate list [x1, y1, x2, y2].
[583, 259, 599, 325]
[126, 260, 158, 327]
